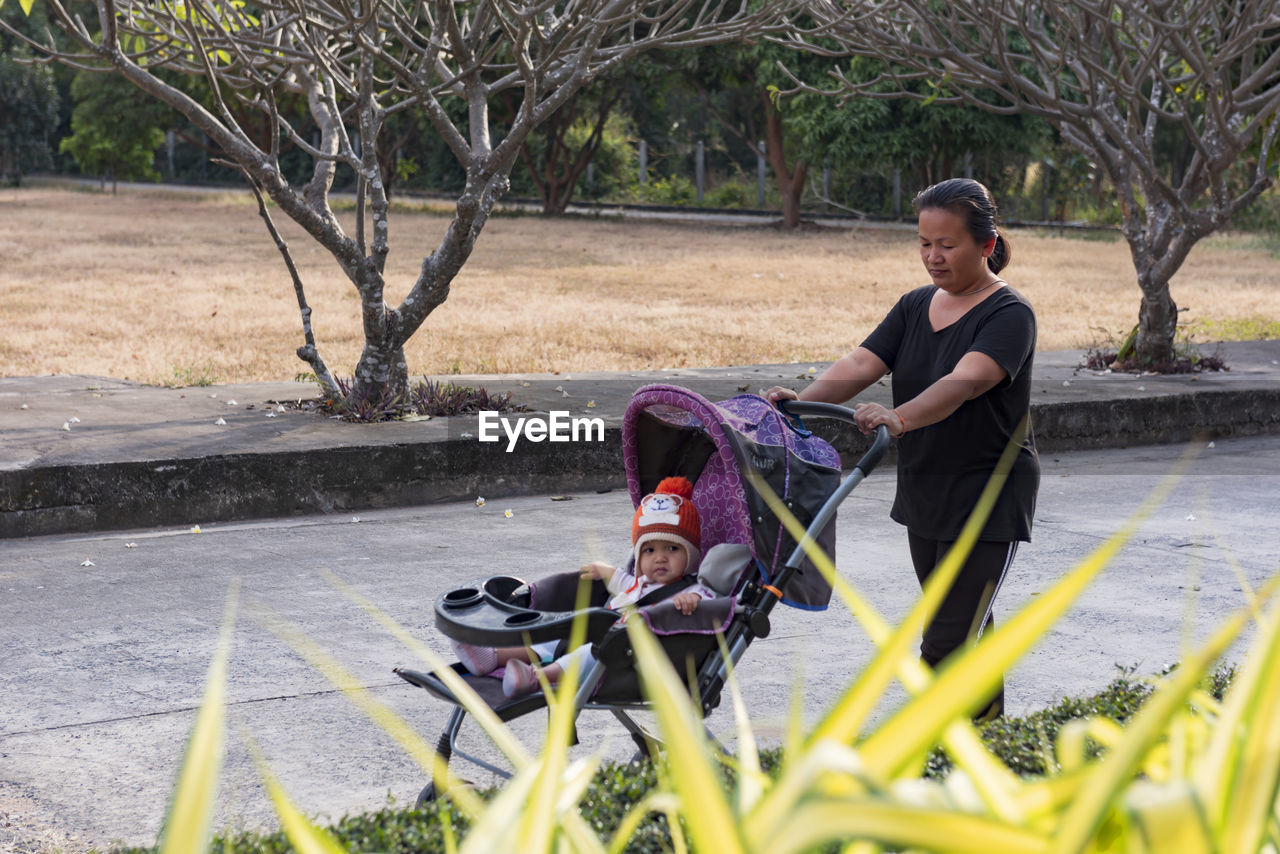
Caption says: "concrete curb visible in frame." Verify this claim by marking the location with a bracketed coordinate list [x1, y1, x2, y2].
[1031, 386, 1280, 451]
[3, 342, 1278, 538]
[1, 435, 625, 538]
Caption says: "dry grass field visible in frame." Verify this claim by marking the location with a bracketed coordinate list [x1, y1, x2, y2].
[2, 184, 1277, 385]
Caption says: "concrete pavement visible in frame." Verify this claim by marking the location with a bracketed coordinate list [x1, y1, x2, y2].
[3, 340, 1279, 538]
[1, 434, 1278, 851]
[2, 343, 1280, 851]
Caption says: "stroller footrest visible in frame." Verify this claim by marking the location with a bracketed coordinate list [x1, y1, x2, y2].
[395, 664, 548, 721]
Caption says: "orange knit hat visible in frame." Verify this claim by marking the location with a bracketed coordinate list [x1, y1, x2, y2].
[632, 476, 702, 572]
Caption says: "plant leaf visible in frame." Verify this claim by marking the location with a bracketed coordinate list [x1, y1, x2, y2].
[859, 447, 1192, 785]
[247, 736, 350, 854]
[808, 422, 1024, 750]
[159, 580, 237, 854]
[743, 454, 1025, 825]
[249, 601, 484, 818]
[626, 617, 748, 854]
[1048, 580, 1276, 854]
[766, 799, 1047, 854]
[320, 569, 531, 770]
[1199, 580, 1280, 851]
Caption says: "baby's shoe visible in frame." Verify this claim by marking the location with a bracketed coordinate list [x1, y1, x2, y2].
[502, 659, 538, 698]
[451, 640, 498, 675]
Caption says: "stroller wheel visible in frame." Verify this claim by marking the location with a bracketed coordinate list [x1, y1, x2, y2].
[629, 731, 662, 761]
[415, 782, 438, 808]
[416, 779, 477, 808]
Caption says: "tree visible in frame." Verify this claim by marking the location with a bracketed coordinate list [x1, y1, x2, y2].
[789, 56, 1049, 216]
[675, 42, 823, 227]
[790, 0, 1280, 363]
[530, 86, 621, 215]
[504, 71, 624, 214]
[59, 71, 170, 192]
[2, 0, 790, 403]
[0, 49, 59, 185]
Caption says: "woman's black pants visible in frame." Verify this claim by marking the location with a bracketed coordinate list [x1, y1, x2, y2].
[907, 532, 1019, 722]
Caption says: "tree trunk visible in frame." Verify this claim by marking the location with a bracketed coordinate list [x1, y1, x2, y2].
[779, 170, 804, 228]
[352, 339, 409, 402]
[1121, 183, 1182, 365]
[761, 90, 806, 229]
[1135, 282, 1178, 364]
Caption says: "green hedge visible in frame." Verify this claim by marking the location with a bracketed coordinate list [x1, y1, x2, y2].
[112, 666, 1235, 854]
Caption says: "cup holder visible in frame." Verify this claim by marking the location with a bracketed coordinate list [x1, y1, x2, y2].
[484, 576, 525, 601]
[503, 611, 541, 626]
[442, 587, 483, 609]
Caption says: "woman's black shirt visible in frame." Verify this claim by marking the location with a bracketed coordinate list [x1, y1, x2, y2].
[861, 285, 1039, 542]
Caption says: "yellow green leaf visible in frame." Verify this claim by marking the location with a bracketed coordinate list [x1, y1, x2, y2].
[320, 568, 530, 769]
[249, 601, 484, 817]
[322, 570, 607, 850]
[514, 638, 581, 854]
[1048, 585, 1268, 854]
[859, 450, 1191, 784]
[1199, 584, 1280, 851]
[159, 580, 237, 854]
[1118, 780, 1213, 854]
[627, 617, 748, 854]
[744, 459, 1024, 822]
[807, 425, 1024, 752]
[765, 798, 1047, 854]
[248, 739, 349, 854]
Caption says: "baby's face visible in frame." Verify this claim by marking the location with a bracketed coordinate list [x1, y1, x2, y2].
[637, 539, 689, 585]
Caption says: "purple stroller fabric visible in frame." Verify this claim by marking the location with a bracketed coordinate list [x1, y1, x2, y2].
[623, 385, 843, 608]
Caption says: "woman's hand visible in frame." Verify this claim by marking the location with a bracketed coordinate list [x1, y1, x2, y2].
[672, 592, 701, 614]
[580, 561, 615, 582]
[853, 402, 906, 438]
[764, 386, 798, 405]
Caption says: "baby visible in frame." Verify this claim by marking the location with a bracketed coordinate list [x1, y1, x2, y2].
[451, 476, 713, 697]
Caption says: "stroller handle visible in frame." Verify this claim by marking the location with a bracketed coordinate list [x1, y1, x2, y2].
[775, 400, 891, 476]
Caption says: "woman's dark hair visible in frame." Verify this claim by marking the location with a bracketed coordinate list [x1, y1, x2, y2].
[912, 178, 1011, 274]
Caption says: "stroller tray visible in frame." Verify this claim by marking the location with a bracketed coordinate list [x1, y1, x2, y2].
[435, 574, 621, 648]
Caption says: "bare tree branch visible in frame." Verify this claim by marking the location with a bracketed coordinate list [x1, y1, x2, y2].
[6, 0, 796, 401]
[787, 0, 1280, 362]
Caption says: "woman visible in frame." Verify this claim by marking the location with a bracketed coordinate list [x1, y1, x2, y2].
[766, 177, 1038, 721]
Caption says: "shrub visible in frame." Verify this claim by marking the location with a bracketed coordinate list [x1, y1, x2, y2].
[703, 179, 754, 209]
[290, 376, 525, 423]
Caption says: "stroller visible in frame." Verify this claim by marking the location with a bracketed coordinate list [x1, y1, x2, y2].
[395, 384, 889, 805]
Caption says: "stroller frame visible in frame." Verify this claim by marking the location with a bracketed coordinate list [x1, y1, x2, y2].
[396, 391, 889, 806]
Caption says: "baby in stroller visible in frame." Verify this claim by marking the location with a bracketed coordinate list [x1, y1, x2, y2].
[450, 476, 717, 698]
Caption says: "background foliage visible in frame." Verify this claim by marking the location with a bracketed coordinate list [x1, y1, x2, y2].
[12, 28, 1275, 228]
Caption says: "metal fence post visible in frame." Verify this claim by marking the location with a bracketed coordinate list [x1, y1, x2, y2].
[1041, 161, 1050, 221]
[696, 140, 705, 203]
[757, 140, 766, 207]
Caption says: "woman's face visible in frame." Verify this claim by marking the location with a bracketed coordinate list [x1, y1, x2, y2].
[917, 206, 995, 294]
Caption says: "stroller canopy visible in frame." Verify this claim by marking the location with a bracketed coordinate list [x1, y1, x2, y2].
[622, 385, 843, 609]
